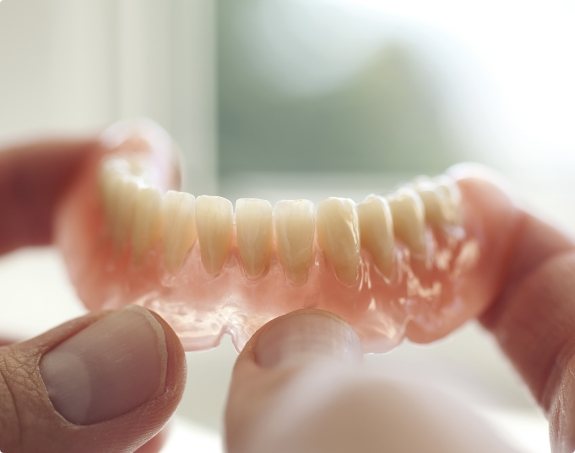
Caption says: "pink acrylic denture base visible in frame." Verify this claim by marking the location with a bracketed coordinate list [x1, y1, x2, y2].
[55, 126, 496, 353]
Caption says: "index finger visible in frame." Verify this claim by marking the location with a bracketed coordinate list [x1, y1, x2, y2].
[457, 167, 575, 452]
[0, 137, 97, 254]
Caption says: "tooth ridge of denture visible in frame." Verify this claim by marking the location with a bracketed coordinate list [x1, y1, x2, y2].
[99, 155, 464, 281]
[274, 199, 315, 285]
[411, 175, 461, 226]
[195, 195, 234, 275]
[236, 198, 273, 279]
[113, 177, 141, 246]
[162, 190, 197, 272]
[131, 186, 162, 261]
[386, 187, 426, 257]
[357, 194, 395, 277]
[316, 197, 360, 286]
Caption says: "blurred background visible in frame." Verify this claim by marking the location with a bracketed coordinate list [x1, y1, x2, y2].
[2, 0, 574, 451]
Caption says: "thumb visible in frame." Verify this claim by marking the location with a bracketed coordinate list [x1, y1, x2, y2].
[225, 310, 363, 453]
[0, 306, 186, 453]
[225, 311, 512, 453]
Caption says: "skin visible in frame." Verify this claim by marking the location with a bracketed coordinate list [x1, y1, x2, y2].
[0, 136, 574, 452]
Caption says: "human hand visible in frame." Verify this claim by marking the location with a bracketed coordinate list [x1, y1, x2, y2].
[0, 139, 186, 453]
[3, 136, 573, 453]
[224, 173, 575, 453]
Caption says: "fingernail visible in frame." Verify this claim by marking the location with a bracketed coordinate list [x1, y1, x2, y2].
[254, 310, 362, 368]
[40, 306, 167, 425]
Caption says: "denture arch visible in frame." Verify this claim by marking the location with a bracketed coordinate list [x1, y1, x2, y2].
[56, 121, 490, 352]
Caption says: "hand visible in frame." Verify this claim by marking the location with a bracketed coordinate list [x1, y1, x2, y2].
[224, 182, 575, 452]
[0, 139, 186, 453]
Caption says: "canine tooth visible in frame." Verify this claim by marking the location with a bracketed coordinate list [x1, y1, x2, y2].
[112, 178, 140, 245]
[387, 188, 426, 256]
[274, 200, 315, 285]
[195, 195, 233, 275]
[357, 195, 394, 276]
[317, 198, 360, 285]
[235, 198, 273, 279]
[131, 187, 161, 260]
[162, 191, 197, 272]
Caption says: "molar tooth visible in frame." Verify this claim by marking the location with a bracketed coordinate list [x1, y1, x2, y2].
[387, 188, 426, 256]
[161, 191, 197, 272]
[195, 195, 233, 275]
[274, 199, 315, 285]
[317, 198, 360, 286]
[236, 198, 273, 279]
[357, 195, 394, 277]
[131, 187, 162, 261]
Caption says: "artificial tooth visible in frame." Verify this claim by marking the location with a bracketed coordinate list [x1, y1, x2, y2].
[99, 164, 123, 223]
[131, 187, 162, 261]
[162, 191, 197, 272]
[387, 188, 426, 256]
[195, 195, 233, 275]
[357, 195, 394, 277]
[412, 176, 460, 226]
[274, 199, 315, 285]
[317, 198, 360, 286]
[112, 178, 140, 246]
[433, 175, 462, 224]
[236, 198, 273, 279]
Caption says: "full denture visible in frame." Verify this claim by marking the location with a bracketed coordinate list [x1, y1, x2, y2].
[55, 121, 520, 352]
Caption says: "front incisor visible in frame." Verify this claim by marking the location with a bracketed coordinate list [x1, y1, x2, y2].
[195, 195, 233, 275]
[357, 195, 394, 277]
[317, 198, 360, 286]
[387, 188, 426, 257]
[236, 198, 273, 279]
[274, 199, 315, 285]
[162, 191, 197, 272]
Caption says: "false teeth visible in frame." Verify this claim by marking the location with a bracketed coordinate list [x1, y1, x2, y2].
[195, 195, 234, 275]
[274, 199, 316, 285]
[316, 197, 360, 286]
[236, 198, 273, 279]
[357, 195, 395, 277]
[131, 187, 162, 261]
[162, 190, 197, 272]
[387, 188, 426, 257]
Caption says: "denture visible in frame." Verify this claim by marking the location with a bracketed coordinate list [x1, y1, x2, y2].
[56, 121, 519, 352]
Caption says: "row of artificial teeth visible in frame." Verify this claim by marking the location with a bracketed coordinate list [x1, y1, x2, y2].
[99, 160, 461, 285]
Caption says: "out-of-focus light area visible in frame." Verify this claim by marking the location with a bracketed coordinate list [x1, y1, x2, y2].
[219, 0, 575, 229]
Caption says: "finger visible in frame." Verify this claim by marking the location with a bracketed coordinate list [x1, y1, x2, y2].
[135, 429, 169, 453]
[225, 310, 513, 453]
[0, 138, 97, 254]
[454, 168, 575, 452]
[0, 306, 186, 453]
[0, 338, 15, 347]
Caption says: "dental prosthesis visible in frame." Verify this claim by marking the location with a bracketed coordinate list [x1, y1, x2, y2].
[56, 122, 518, 352]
